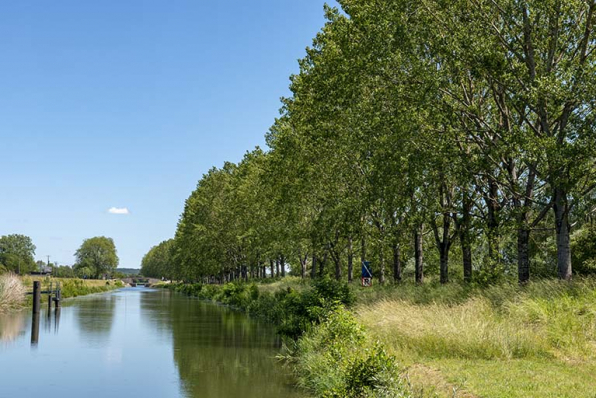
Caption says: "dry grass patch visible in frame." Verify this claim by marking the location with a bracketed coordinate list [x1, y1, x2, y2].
[0, 273, 26, 313]
[357, 298, 550, 361]
[405, 364, 478, 398]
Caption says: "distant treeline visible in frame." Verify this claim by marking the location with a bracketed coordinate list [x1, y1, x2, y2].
[142, 0, 596, 285]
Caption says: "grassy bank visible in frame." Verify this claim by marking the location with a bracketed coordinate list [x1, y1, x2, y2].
[22, 276, 124, 299]
[167, 277, 596, 398]
[355, 278, 596, 398]
[0, 276, 125, 312]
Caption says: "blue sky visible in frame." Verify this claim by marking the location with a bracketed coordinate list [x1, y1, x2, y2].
[0, 0, 338, 268]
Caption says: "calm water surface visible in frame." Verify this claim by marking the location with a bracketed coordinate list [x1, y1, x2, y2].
[0, 287, 302, 398]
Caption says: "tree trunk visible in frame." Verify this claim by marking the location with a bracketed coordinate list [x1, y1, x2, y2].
[517, 225, 530, 283]
[275, 259, 280, 278]
[300, 254, 307, 279]
[485, 181, 501, 263]
[334, 256, 342, 281]
[392, 242, 402, 282]
[460, 192, 473, 283]
[360, 235, 366, 270]
[311, 254, 317, 279]
[319, 251, 328, 277]
[415, 225, 424, 284]
[554, 188, 572, 280]
[270, 259, 274, 278]
[432, 216, 451, 284]
[378, 247, 385, 285]
[280, 255, 286, 277]
[439, 243, 449, 284]
[347, 237, 353, 282]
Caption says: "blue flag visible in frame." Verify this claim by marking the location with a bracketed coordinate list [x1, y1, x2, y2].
[361, 261, 372, 278]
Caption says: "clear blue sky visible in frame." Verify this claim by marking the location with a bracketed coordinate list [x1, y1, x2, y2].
[0, 0, 338, 269]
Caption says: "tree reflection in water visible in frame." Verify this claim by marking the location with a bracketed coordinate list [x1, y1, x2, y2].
[141, 289, 301, 398]
[74, 295, 116, 346]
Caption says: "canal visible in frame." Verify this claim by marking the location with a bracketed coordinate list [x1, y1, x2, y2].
[0, 287, 302, 397]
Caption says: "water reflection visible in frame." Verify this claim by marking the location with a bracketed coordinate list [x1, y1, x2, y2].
[74, 295, 116, 345]
[0, 311, 27, 343]
[140, 289, 300, 398]
[0, 288, 302, 398]
[30, 313, 40, 346]
[54, 308, 61, 333]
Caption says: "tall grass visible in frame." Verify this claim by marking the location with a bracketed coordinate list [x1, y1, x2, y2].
[356, 278, 596, 362]
[0, 273, 26, 313]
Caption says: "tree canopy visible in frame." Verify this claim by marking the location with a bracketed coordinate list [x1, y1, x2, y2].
[74, 237, 119, 278]
[0, 234, 36, 274]
[141, 240, 174, 279]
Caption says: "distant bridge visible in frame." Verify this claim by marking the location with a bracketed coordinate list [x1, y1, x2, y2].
[121, 277, 161, 286]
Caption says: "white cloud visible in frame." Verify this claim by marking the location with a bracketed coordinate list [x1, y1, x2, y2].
[108, 207, 130, 215]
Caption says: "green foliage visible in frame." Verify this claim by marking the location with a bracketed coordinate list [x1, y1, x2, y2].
[171, 277, 355, 340]
[59, 278, 118, 298]
[292, 306, 408, 398]
[74, 237, 119, 279]
[52, 265, 75, 278]
[0, 234, 36, 274]
[140, 239, 174, 279]
[571, 224, 596, 275]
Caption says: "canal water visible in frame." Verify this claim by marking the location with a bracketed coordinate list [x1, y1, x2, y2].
[0, 287, 302, 398]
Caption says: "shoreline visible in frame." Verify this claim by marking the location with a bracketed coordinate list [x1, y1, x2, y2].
[0, 276, 125, 315]
[162, 276, 596, 398]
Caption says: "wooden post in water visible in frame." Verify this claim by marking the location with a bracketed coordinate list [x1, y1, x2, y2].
[54, 283, 61, 309]
[32, 281, 41, 314]
[31, 281, 41, 346]
[47, 281, 53, 313]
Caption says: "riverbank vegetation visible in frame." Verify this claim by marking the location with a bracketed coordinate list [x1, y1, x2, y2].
[166, 276, 596, 397]
[21, 276, 124, 300]
[167, 277, 409, 397]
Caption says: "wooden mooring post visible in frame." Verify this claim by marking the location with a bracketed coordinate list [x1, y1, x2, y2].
[32, 281, 41, 314]
[53, 282, 61, 309]
[47, 282, 53, 313]
[31, 281, 41, 346]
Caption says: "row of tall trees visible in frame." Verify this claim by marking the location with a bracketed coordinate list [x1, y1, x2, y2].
[147, 0, 596, 285]
[140, 240, 174, 279]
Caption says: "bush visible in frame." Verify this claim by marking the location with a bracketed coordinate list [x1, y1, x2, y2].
[170, 277, 356, 339]
[59, 278, 116, 298]
[291, 306, 408, 398]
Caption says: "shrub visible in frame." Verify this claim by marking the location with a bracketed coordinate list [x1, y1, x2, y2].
[291, 306, 408, 398]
